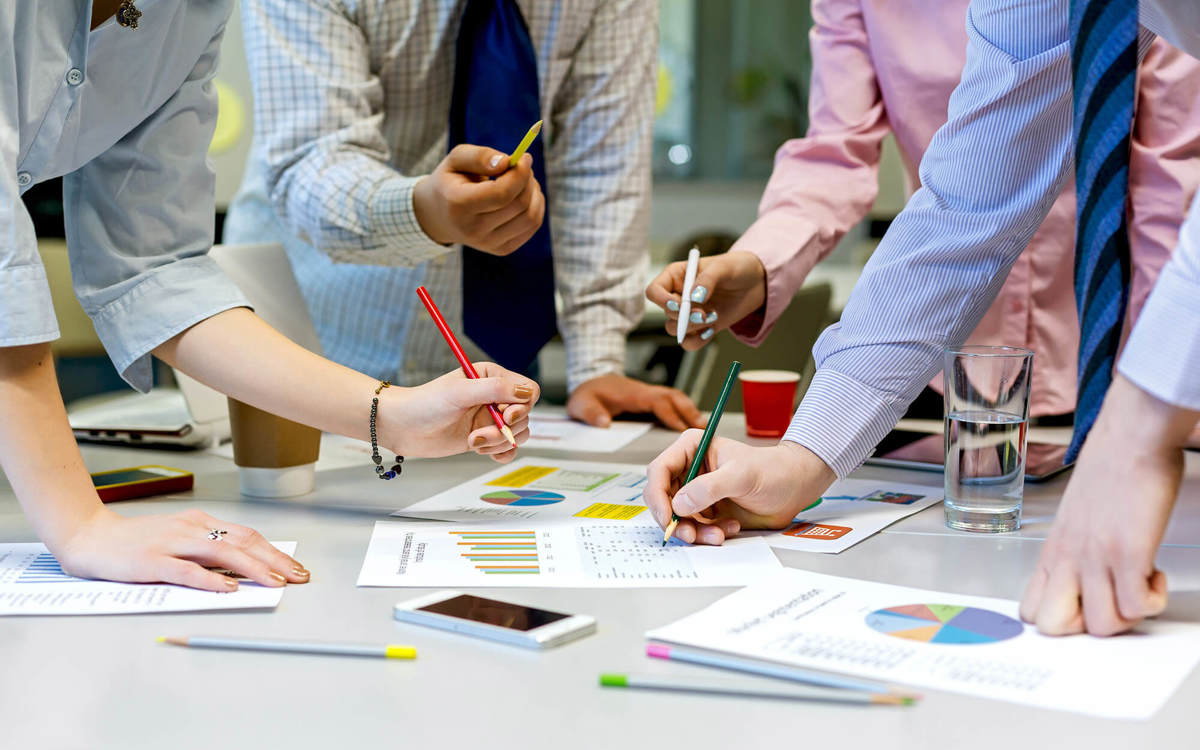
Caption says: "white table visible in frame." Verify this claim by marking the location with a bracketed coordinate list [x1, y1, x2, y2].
[2, 416, 1199, 749]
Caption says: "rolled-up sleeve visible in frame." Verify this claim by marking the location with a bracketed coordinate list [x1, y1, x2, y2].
[63, 22, 249, 392]
[0, 13, 59, 349]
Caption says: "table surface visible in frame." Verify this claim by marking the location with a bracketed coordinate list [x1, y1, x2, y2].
[3, 416, 1199, 749]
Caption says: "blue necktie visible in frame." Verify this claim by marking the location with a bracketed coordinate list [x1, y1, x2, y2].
[1066, 0, 1137, 462]
[450, 0, 557, 373]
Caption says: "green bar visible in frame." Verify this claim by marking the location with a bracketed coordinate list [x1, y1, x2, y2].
[599, 674, 628, 688]
[482, 569, 541, 574]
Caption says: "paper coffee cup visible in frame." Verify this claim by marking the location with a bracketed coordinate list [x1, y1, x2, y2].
[228, 398, 321, 497]
[739, 370, 801, 438]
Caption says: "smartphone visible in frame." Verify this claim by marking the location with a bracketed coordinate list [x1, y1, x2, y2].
[90, 465, 194, 502]
[393, 591, 596, 649]
[864, 429, 1073, 482]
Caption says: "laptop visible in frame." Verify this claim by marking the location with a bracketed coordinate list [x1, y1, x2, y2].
[70, 243, 323, 448]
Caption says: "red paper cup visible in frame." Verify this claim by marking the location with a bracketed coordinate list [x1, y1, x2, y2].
[739, 370, 801, 438]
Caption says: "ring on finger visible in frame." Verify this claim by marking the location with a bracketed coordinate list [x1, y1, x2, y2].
[207, 528, 229, 541]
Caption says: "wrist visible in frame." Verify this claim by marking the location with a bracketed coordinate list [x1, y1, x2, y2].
[412, 176, 454, 246]
[777, 439, 836, 488]
[1096, 375, 1200, 453]
[374, 384, 416, 457]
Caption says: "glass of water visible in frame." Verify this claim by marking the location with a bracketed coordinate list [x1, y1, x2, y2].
[943, 345, 1034, 533]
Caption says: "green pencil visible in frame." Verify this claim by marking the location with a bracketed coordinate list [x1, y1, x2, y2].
[508, 120, 543, 168]
[664, 360, 742, 545]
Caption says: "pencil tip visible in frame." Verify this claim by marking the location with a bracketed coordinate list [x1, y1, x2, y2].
[155, 636, 165, 643]
[501, 425, 517, 447]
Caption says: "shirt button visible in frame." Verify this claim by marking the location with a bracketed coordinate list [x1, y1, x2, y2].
[66, 68, 84, 86]
[16, 171, 32, 187]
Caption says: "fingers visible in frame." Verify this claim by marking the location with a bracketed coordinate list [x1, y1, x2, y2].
[487, 183, 545, 256]
[645, 262, 688, 306]
[1080, 566, 1135, 637]
[1114, 565, 1169, 622]
[668, 389, 705, 430]
[461, 154, 536, 212]
[445, 144, 510, 178]
[651, 394, 693, 432]
[567, 389, 613, 428]
[156, 557, 240, 592]
[178, 536, 288, 589]
[1019, 562, 1049, 624]
[645, 429, 705, 528]
[180, 511, 309, 584]
[1033, 563, 1085, 636]
[450, 373, 539, 410]
[671, 460, 754, 518]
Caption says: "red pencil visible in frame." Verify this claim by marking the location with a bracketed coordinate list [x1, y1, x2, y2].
[416, 286, 517, 448]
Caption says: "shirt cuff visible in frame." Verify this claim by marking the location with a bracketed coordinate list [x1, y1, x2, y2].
[728, 213, 822, 347]
[1118, 261, 1200, 410]
[562, 328, 626, 394]
[87, 256, 251, 393]
[782, 368, 907, 478]
[323, 175, 453, 267]
[0, 265, 61, 347]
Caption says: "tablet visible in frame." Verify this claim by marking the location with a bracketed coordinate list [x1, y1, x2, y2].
[864, 429, 1073, 483]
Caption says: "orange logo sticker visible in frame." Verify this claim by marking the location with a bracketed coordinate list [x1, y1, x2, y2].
[783, 522, 852, 540]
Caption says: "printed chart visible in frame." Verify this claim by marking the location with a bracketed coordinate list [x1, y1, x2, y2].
[357, 520, 781, 589]
[480, 491, 564, 507]
[866, 604, 1023, 645]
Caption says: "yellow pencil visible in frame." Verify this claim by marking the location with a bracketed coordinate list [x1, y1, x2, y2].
[508, 120, 543, 167]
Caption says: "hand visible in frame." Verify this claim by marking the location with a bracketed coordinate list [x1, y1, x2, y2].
[644, 431, 836, 544]
[381, 362, 540, 462]
[645, 251, 767, 350]
[57, 507, 310, 591]
[413, 144, 545, 255]
[1019, 376, 1198, 636]
[567, 373, 703, 431]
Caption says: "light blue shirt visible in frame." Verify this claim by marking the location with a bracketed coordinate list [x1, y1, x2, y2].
[789, 0, 1200, 477]
[2, 1, 248, 391]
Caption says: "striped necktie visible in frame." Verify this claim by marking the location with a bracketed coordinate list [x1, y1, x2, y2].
[1066, 0, 1137, 462]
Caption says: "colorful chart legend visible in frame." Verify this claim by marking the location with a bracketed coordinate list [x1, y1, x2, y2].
[480, 490, 565, 507]
[866, 604, 1024, 645]
[451, 530, 540, 574]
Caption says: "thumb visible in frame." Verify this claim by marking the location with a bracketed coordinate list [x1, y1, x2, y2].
[568, 391, 612, 428]
[672, 462, 752, 517]
[445, 144, 509, 177]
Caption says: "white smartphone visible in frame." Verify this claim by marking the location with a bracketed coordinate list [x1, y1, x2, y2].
[393, 591, 596, 649]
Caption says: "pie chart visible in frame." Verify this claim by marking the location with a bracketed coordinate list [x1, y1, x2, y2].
[480, 490, 565, 507]
[865, 604, 1024, 645]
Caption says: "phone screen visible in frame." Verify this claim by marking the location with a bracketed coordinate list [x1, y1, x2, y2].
[417, 594, 570, 631]
[90, 469, 167, 487]
[871, 430, 1069, 477]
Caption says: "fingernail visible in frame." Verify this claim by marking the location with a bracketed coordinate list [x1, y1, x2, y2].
[673, 491, 696, 516]
[705, 311, 718, 324]
[489, 155, 503, 168]
[269, 572, 287, 585]
[292, 566, 310, 579]
[514, 384, 533, 399]
[223, 578, 238, 591]
[689, 311, 704, 324]
[690, 285, 708, 303]
[472, 435, 487, 447]
[700, 328, 714, 341]
[666, 300, 679, 312]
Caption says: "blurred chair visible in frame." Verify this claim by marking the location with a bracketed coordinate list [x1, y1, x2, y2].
[677, 282, 833, 413]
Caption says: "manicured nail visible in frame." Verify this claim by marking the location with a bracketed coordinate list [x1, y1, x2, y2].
[689, 311, 704, 324]
[489, 155, 503, 168]
[472, 435, 487, 447]
[666, 300, 679, 312]
[690, 285, 708, 303]
[705, 311, 718, 324]
[700, 328, 714, 340]
[269, 572, 287, 585]
[292, 566, 310, 579]
[514, 384, 533, 399]
[223, 578, 238, 590]
[673, 491, 696, 516]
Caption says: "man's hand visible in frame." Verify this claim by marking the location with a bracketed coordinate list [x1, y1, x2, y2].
[413, 144, 545, 256]
[567, 373, 703, 431]
[1019, 375, 1198, 636]
[644, 432, 836, 545]
[645, 251, 768, 349]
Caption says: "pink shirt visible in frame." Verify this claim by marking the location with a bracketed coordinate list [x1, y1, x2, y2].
[731, 0, 1200, 416]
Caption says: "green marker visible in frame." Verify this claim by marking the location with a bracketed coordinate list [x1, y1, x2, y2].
[599, 673, 916, 706]
[664, 360, 742, 546]
[508, 120, 543, 168]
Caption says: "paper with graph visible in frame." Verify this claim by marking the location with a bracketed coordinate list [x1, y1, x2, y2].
[523, 410, 652, 453]
[392, 458, 651, 523]
[647, 568, 1200, 720]
[356, 520, 781, 589]
[0, 542, 297, 615]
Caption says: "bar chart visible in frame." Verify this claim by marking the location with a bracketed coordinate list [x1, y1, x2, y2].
[451, 530, 541, 575]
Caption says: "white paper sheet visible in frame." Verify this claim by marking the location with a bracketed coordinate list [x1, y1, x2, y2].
[357, 520, 781, 588]
[523, 410, 652, 453]
[760, 478, 942, 553]
[392, 458, 650, 522]
[0, 542, 297, 616]
[211, 434, 374, 472]
[647, 568, 1200, 720]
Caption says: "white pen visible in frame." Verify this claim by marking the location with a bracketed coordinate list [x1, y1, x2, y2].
[676, 246, 701, 345]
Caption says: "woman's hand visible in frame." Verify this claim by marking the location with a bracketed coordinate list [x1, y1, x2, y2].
[644, 251, 768, 350]
[644, 430, 836, 544]
[380, 363, 540, 462]
[57, 507, 310, 591]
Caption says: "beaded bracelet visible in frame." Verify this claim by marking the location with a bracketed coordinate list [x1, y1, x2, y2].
[370, 381, 405, 480]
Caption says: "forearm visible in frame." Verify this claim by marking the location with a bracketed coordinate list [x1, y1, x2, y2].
[0, 344, 112, 550]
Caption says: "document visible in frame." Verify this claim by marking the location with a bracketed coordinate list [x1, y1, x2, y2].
[647, 568, 1200, 720]
[523, 409, 652, 453]
[357, 520, 782, 589]
[761, 478, 942, 553]
[392, 458, 649, 522]
[0, 542, 297, 616]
